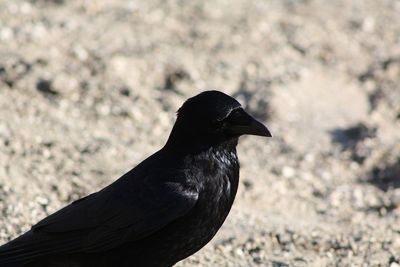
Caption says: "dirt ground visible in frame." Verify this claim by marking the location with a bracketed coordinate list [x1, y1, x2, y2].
[1, 0, 400, 266]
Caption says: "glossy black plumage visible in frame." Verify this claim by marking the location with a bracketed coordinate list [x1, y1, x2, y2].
[0, 90, 271, 267]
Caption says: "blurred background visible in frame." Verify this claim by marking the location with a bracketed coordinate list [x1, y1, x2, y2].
[0, 0, 399, 266]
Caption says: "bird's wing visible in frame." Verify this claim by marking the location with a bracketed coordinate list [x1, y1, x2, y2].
[31, 174, 199, 253]
[0, 170, 198, 265]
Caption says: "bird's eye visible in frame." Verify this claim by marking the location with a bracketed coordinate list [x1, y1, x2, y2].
[212, 119, 223, 128]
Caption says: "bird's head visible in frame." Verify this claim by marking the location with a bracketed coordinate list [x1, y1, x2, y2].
[165, 90, 271, 150]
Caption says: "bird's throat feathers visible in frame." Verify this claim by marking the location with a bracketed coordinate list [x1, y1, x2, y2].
[165, 131, 239, 157]
[182, 139, 239, 181]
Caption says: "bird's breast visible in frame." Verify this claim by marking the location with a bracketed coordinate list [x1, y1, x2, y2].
[129, 146, 240, 266]
[178, 146, 240, 245]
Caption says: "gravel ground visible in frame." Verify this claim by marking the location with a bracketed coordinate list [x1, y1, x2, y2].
[1, 0, 400, 266]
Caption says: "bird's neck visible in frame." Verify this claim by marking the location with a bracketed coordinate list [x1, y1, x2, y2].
[179, 138, 239, 183]
[164, 119, 239, 155]
[164, 133, 238, 157]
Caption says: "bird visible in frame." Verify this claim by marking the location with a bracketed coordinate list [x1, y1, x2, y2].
[0, 90, 271, 267]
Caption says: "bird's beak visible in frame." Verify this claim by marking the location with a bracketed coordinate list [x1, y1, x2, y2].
[225, 108, 272, 137]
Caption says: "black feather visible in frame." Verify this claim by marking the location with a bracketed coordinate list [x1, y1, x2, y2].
[0, 90, 270, 267]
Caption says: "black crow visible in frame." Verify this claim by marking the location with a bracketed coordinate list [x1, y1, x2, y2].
[0, 90, 271, 267]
